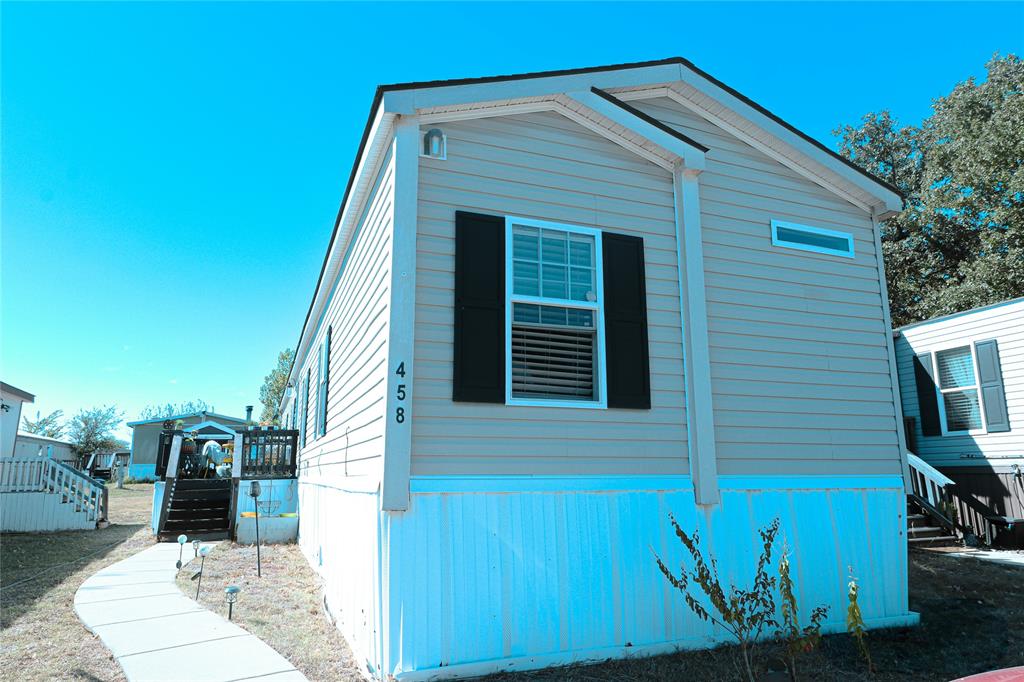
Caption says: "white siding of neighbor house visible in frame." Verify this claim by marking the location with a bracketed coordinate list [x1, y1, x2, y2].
[412, 111, 688, 476]
[295, 149, 395, 484]
[895, 299, 1024, 467]
[619, 97, 902, 477]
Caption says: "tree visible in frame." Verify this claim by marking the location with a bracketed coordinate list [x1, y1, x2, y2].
[259, 348, 294, 425]
[138, 400, 212, 421]
[834, 53, 1023, 327]
[21, 409, 65, 439]
[68, 406, 124, 463]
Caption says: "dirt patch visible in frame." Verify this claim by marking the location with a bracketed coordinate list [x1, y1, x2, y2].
[482, 549, 1024, 681]
[175, 541, 364, 681]
[0, 483, 156, 681]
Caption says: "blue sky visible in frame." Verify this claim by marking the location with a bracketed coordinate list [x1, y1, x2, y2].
[3, 2, 1021, 441]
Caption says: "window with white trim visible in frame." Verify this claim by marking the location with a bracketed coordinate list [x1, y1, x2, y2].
[506, 218, 605, 406]
[770, 219, 854, 258]
[934, 346, 984, 433]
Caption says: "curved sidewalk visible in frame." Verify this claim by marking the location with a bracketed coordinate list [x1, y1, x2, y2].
[75, 541, 305, 682]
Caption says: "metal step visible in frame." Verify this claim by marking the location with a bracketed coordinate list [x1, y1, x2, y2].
[908, 534, 959, 546]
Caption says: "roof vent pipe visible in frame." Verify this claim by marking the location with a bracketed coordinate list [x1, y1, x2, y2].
[245, 405, 253, 424]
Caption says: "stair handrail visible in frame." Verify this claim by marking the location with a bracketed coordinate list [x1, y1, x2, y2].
[907, 452, 954, 506]
[45, 458, 108, 523]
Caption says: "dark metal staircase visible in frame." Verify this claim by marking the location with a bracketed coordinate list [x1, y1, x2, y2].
[158, 478, 232, 541]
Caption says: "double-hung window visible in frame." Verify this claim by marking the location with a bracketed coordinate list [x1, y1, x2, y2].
[934, 345, 984, 434]
[506, 217, 606, 407]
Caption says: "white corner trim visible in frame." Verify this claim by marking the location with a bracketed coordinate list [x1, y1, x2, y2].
[872, 214, 913, 491]
[674, 168, 719, 505]
[380, 116, 418, 512]
[564, 90, 706, 171]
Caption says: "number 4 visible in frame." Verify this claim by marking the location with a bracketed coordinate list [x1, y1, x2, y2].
[396, 362, 406, 378]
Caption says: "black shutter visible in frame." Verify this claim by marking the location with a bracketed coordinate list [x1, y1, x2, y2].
[974, 339, 1011, 433]
[602, 232, 651, 409]
[913, 352, 941, 437]
[453, 211, 505, 402]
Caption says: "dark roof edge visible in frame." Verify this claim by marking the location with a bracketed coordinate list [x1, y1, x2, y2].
[1, 382, 35, 402]
[589, 86, 710, 154]
[290, 56, 904, 383]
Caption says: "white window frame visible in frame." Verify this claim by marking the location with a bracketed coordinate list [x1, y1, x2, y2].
[931, 341, 987, 436]
[504, 216, 607, 409]
[770, 219, 855, 259]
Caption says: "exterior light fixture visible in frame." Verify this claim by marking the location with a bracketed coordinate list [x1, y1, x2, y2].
[193, 539, 201, 559]
[248, 481, 262, 577]
[422, 128, 446, 159]
[176, 534, 188, 569]
[225, 585, 240, 620]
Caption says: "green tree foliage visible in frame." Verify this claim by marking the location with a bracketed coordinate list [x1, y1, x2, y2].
[138, 400, 212, 421]
[835, 53, 1023, 326]
[259, 348, 295, 425]
[21, 409, 65, 439]
[68, 405, 124, 461]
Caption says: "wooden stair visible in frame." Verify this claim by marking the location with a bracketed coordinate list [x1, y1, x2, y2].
[158, 478, 232, 541]
[907, 503, 959, 547]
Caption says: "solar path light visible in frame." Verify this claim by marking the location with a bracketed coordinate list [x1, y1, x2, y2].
[248, 481, 262, 577]
[193, 539, 201, 559]
[176, 534, 188, 569]
[225, 585, 240, 620]
[194, 545, 212, 600]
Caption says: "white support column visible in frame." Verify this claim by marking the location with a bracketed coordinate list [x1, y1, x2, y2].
[674, 166, 720, 506]
[166, 434, 183, 480]
[380, 115, 419, 512]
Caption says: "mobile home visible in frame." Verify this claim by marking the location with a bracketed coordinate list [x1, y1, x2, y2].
[282, 57, 916, 680]
[895, 297, 1024, 545]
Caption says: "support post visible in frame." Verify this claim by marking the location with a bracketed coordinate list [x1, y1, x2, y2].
[674, 166, 720, 506]
[380, 116, 419, 512]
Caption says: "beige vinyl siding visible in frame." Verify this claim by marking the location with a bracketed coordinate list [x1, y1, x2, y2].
[412, 110, 688, 476]
[296, 151, 395, 482]
[629, 97, 902, 477]
[895, 300, 1024, 466]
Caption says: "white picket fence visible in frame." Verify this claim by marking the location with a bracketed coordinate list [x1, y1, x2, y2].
[0, 457, 108, 531]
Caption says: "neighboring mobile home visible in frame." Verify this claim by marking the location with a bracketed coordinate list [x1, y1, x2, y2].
[281, 57, 915, 680]
[894, 297, 1024, 544]
[1, 382, 34, 459]
[126, 410, 248, 479]
[13, 431, 76, 466]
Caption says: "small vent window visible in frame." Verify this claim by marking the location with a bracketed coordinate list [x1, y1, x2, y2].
[506, 219, 605, 406]
[770, 220, 854, 258]
[935, 346, 983, 432]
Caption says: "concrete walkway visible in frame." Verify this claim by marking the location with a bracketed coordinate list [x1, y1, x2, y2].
[75, 541, 306, 682]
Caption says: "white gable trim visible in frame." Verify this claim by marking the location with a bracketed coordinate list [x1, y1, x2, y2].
[183, 420, 238, 437]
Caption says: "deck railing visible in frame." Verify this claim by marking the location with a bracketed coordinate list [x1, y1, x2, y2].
[240, 428, 298, 479]
[0, 457, 107, 523]
[906, 451, 1004, 545]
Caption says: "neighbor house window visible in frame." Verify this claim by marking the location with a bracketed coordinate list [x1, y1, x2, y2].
[506, 217, 605, 407]
[301, 370, 310, 447]
[770, 219, 854, 258]
[934, 346, 984, 433]
[316, 328, 331, 437]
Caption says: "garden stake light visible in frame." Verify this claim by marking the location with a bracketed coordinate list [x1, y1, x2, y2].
[193, 539, 201, 559]
[176, 534, 188, 569]
[225, 585, 240, 620]
[195, 545, 211, 599]
[249, 481, 262, 577]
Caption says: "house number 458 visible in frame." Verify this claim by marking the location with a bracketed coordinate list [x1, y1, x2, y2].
[395, 362, 407, 423]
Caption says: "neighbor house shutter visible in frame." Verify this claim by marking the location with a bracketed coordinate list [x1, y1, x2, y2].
[913, 352, 941, 437]
[974, 339, 1010, 433]
[602, 232, 651, 409]
[320, 327, 331, 436]
[453, 211, 505, 402]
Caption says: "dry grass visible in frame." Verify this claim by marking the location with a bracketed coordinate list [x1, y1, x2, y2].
[175, 541, 364, 681]
[0, 483, 156, 681]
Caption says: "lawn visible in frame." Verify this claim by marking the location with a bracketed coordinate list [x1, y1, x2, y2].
[174, 542, 364, 681]
[0, 483, 156, 681]
[3, 486, 1023, 682]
